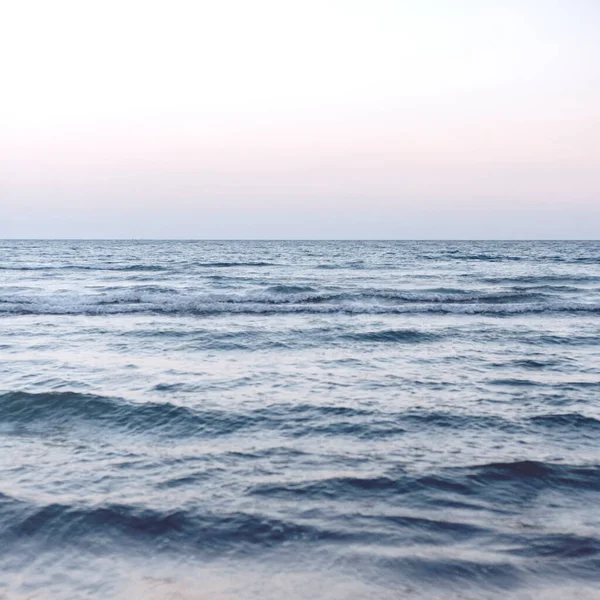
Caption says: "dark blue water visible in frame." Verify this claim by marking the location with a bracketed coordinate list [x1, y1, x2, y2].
[1, 240, 600, 599]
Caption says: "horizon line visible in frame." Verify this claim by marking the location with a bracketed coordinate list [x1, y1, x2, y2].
[1, 238, 599, 243]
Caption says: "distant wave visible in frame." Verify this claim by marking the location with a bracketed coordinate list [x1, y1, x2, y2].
[0, 262, 281, 271]
[0, 283, 595, 317]
[0, 391, 256, 438]
[249, 460, 600, 503]
[1, 296, 598, 316]
[480, 274, 600, 284]
[1, 392, 391, 440]
[462, 460, 600, 492]
[431, 253, 524, 262]
[6, 392, 599, 444]
[195, 261, 278, 267]
[0, 264, 170, 272]
[530, 413, 600, 431]
[343, 329, 440, 343]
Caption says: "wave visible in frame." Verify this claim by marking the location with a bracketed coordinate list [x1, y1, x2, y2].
[480, 275, 600, 285]
[0, 391, 254, 438]
[0, 490, 530, 563]
[195, 262, 278, 268]
[463, 460, 600, 494]
[0, 392, 393, 440]
[508, 359, 558, 369]
[353, 554, 524, 590]
[343, 329, 439, 343]
[364, 290, 550, 303]
[527, 334, 600, 347]
[265, 285, 317, 294]
[487, 378, 541, 387]
[437, 253, 523, 262]
[1, 296, 598, 316]
[0, 264, 169, 272]
[0, 393, 530, 441]
[2, 460, 600, 584]
[0, 260, 279, 272]
[0, 486, 496, 556]
[530, 413, 600, 431]
[0, 284, 596, 316]
[0, 494, 338, 552]
[436, 253, 598, 265]
[280, 409, 520, 439]
[316, 262, 368, 269]
[249, 460, 600, 508]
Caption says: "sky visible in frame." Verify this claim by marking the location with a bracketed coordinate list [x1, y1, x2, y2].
[1, 0, 599, 239]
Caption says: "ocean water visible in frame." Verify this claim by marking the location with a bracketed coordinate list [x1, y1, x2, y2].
[1, 239, 600, 600]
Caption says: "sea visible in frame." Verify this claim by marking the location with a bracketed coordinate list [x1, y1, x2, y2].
[1, 239, 600, 600]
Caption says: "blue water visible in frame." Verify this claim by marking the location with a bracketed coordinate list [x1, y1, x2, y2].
[1, 240, 600, 599]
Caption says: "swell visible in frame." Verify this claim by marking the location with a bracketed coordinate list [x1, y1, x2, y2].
[6, 393, 599, 443]
[431, 253, 523, 262]
[342, 329, 439, 343]
[0, 391, 252, 438]
[0, 262, 278, 271]
[124, 326, 440, 350]
[480, 274, 600, 284]
[434, 253, 599, 265]
[3, 464, 600, 568]
[194, 261, 278, 267]
[0, 287, 552, 304]
[1, 296, 598, 316]
[249, 461, 600, 504]
[0, 264, 169, 272]
[2, 278, 594, 317]
[0, 495, 342, 554]
[530, 413, 600, 431]
[1, 392, 403, 440]
[526, 334, 600, 347]
[363, 290, 551, 303]
[0, 492, 510, 561]
[462, 460, 600, 496]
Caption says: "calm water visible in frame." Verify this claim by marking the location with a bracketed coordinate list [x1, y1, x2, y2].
[1, 240, 600, 600]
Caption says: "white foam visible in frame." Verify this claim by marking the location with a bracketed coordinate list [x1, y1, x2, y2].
[0, 289, 598, 317]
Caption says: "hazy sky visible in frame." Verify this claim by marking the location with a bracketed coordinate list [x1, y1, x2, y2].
[1, 0, 599, 238]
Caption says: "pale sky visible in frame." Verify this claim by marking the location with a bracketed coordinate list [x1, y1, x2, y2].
[1, 0, 599, 238]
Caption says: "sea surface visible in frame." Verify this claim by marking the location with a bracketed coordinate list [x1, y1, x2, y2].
[1, 240, 600, 600]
